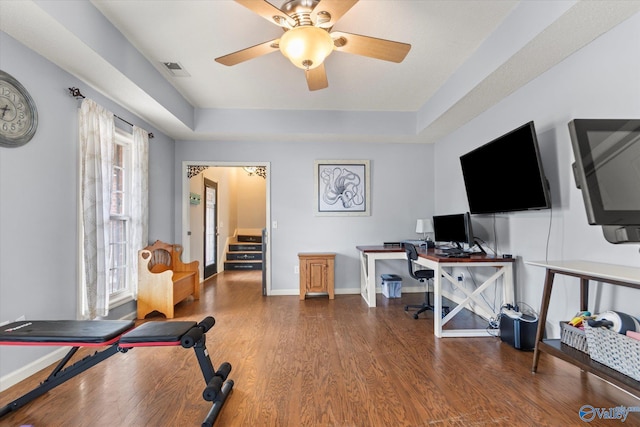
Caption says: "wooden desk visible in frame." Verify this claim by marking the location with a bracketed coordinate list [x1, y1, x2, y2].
[526, 260, 640, 396]
[356, 246, 406, 307]
[356, 245, 515, 337]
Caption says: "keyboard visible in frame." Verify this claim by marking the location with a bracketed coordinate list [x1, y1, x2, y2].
[439, 247, 465, 254]
[443, 252, 470, 258]
[437, 247, 471, 258]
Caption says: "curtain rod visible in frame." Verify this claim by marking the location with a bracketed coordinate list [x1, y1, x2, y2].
[68, 87, 154, 139]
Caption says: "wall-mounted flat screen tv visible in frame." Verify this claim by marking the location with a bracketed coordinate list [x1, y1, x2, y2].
[460, 121, 551, 214]
[568, 119, 640, 243]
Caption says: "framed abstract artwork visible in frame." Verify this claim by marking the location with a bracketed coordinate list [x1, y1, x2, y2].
[314, 160, 370, 216]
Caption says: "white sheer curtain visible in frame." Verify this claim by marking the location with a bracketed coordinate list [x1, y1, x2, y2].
[79, 99, 114, 319]
[130, 126, 149, 299]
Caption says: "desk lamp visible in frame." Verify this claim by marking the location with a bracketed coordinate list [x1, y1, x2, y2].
[416, 219, 434, 242]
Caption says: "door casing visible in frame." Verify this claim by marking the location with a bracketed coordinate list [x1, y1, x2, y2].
[181, 162, 270, 295]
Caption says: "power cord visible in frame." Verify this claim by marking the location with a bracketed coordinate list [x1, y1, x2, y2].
[487, 302, 540, 338]
[474, 237, 497, 256]
[514, 301, 539, 322]
[486, 302, 512, 336]
[499, 302, 539, 321]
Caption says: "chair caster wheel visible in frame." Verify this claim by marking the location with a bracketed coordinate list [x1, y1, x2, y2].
[413, 314, 419, 319]
[404, 306, 409, 311]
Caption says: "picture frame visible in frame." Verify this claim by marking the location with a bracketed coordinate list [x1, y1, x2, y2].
[314, 160, 370, 216]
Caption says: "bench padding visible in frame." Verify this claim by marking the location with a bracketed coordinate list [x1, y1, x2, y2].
[0, 320, 135, 344]
[120, 321, 197, 344]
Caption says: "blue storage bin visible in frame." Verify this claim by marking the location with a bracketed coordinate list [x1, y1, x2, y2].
[381, 274, 402, 298]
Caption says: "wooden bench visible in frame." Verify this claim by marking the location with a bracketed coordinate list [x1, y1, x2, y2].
[137, 240, 200, 319]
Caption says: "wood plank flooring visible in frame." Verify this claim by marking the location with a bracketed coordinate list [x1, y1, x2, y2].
[1, 271, 639, 426]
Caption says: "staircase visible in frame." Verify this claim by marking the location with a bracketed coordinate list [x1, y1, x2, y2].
[224, 234, 263, 271]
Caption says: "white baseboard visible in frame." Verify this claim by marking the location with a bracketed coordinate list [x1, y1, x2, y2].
[269, 288, 365, 296]
[0, 311, 137, 392]
[268, 287, 427, 296]
[0, 347, 68, 392]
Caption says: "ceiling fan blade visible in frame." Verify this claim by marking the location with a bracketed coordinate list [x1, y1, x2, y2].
[215, 39, 279, 66]
[331, 31, 411, 63]
[311, 0, 358, 28]
[235, 0, 296, 28]
[305, 64, 328, 91]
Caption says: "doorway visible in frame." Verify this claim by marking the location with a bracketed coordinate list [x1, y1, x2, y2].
[203, 178, 218, 279]
[183, 162, 271, 295]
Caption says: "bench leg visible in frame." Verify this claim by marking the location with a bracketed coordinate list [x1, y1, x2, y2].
[192, 336, 233, 426]
[1, 345, 120, 417]
[179, 319, 234, 426]
[202, 380, 234, 427]
[165, 304, 174, 319]
[193, 275, 200, 300]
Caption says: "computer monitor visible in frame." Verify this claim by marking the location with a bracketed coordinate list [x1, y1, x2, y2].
[433, 212, 474, 249]
[568, 118, 640, 243]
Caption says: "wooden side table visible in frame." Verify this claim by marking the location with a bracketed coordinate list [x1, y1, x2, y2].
[526, 260, 640, 396]
[298, 253, 335, 300]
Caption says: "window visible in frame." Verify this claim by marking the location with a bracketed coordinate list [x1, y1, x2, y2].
[79, 99, 148, 319]
[108, 130, 133, 305]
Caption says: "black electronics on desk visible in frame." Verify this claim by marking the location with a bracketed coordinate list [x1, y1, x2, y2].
[398, 240, 435, 249]
[433, 212, 474, 249]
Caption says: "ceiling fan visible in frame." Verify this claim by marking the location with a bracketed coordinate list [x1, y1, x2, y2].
[215, 0, 411, 91]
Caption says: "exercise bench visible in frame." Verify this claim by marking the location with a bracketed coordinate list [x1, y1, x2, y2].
[0, 317, 233, 426]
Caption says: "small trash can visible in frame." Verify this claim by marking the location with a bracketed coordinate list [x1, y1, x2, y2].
[381, 274, 402, 298]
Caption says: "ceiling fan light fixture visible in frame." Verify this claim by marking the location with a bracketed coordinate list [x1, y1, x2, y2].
[279, 26, 333, 70]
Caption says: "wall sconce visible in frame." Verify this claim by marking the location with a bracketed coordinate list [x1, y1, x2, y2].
[415, 218, 434, 241]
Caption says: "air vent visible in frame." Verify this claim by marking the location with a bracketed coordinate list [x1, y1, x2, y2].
[162, 62, 190, 77]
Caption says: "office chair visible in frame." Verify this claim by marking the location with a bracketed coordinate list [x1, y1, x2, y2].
[403, 243, 448, 319]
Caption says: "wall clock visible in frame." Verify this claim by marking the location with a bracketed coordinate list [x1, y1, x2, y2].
[0, 70, 38, 148]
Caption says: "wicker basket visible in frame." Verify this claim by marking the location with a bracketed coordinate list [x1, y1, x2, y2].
[584, 324, 640, 381]
[560, 321, 589, 353]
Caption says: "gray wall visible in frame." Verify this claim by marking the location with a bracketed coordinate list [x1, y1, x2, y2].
[0, 32, 175, 381]
[175, 141, 435, 294]
[433, 12, 640, 338]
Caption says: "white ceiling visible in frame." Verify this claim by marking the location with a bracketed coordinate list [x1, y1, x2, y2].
[92, 0, 517, 112]
[2, 1, 640, 143]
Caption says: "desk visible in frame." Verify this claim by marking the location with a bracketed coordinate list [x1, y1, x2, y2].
[527, 260, 640, 396]
[356, 246, 515, 337]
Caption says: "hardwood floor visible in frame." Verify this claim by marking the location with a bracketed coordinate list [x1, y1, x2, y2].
[1, 271, 639, 426]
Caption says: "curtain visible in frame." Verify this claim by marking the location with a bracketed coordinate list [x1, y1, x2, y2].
[130, 126, 149, 298]
[79, 99, 114, 319]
